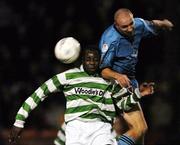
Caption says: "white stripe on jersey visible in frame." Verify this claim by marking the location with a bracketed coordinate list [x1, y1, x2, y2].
[18, 108, 29, 118]
[35, 87, 46, 101]
[14, 120, 25, 128]
[113, 87, 128, 99]
[45, 79, 57, 92]
[56, 67, 81, 85]
[66, 98, 93, 108]
[57, 130, 65, 142]
[25, 97, 37, 110]
[66, 76, 110, 86]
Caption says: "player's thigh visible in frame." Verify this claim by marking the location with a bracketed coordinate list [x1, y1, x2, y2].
[113, 116, 129, 135]
[123, 103, 147, 128]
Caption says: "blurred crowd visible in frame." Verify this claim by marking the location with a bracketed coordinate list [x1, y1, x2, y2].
[0, 0, 180, 144]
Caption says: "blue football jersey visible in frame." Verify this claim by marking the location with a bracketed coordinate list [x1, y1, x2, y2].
[99, 18, 157, 77]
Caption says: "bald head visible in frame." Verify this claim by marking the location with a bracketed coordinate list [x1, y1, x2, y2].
[114, 8, 133, 22]
[114, 8, 134, 37]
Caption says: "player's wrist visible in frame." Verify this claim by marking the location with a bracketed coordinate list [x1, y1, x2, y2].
[134, 88, 142, 99]
[14, 120, 25, 128]
[114, 72, 123, 79]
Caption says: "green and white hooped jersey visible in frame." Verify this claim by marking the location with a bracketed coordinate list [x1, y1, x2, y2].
[14, 65, 116, 128]
[14, 65, 141, 128]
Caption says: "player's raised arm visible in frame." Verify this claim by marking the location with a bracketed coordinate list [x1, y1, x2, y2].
[8, 74, 63, 144]
[152, 19, 174, 31]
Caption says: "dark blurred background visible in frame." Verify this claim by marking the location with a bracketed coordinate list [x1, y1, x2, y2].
[0, 0, 180, 144]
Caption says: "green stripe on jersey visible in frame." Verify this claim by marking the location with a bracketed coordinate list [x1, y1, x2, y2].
[132, 93, 139, 102]
[113, 85, 122, 94]
[22, 102, 31, 112]
[65, 104, 98, 114]
[52, 75, 62, 89]
[103, 110, 116, 118]
[31, 92, 41, 104]
[55, 138, 65, 145]
[16, 114, 25, 121]
[59, 127, 65, 135]
[81, 113, 112, 122]
[40, 83, 49, 96]
[66, 72, 89, 80]
[66, 95, 113, 104]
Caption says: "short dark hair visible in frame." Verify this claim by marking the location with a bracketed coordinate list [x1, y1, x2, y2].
[82, 45, 100, 60]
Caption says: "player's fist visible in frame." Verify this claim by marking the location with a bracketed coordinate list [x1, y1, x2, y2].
[152, 19, 174, 31]
[139, 82, 155, 97]
[8, 126, 22, 144]
[162, 19, 174, 31]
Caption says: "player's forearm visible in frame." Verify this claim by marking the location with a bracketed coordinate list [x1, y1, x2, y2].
[101, 68, 120, 80]
[152, 19, 173, 30]
[14, 93, 42, 128]
[101, 68, 131, 88]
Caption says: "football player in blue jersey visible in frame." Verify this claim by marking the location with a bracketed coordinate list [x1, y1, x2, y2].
[99, 8, 173, 144]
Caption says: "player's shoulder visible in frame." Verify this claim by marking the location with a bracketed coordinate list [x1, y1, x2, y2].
[55, 67, 83, 83]
[102, 25, 115, 37]
[134, 17, 152, 28]
[101, 25, 121, 45]
[134, 18, 146, 25]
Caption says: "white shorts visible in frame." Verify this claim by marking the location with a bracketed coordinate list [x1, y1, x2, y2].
[66, 120, 117, 145]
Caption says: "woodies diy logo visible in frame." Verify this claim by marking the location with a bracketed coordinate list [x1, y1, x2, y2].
[74, 88, 105, 97]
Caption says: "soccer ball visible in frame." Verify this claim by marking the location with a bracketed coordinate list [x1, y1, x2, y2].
[54, 37, 81, 64]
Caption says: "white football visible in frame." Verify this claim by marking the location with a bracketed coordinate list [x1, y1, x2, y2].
[54, 37, 81, 64]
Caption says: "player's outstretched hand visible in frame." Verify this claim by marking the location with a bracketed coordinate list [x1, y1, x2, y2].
[139, 82, 155, 97]
[152, 19, 174, 31]
[8, 126, 22, 144]
[162, 19, 174, 31]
